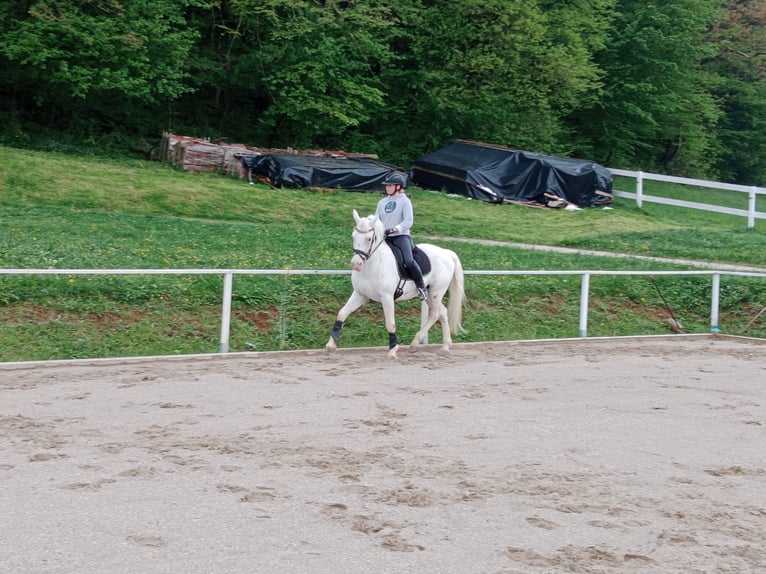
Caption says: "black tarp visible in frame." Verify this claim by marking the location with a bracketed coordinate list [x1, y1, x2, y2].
[241, 154, 396, 191]
[411, 140, 613, 207]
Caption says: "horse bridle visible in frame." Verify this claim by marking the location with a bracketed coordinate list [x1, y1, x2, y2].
[353, 225, 383, 262]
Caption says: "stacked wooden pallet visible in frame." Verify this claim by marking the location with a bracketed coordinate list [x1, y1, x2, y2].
[160, 132, 378, 179]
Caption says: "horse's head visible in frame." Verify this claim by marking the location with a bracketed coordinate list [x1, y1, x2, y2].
[350, 209, 384, 271]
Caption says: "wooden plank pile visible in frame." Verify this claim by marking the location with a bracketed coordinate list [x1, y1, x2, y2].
[160, 132, 378, 179]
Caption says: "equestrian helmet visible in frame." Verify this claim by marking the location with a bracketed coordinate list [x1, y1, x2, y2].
[382, 171, 408, 188]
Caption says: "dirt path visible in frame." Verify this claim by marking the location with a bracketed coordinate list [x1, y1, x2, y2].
[427, 236, 766, 273]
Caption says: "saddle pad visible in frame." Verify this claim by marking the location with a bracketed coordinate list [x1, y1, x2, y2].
[387, 240, 432, 279]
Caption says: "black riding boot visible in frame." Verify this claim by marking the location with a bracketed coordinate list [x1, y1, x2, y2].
[407, 260, 429, 301]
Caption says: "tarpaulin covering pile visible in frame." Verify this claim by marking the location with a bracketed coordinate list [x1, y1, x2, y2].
[241, 154, 397, 192]
[411, 140, 613, 207]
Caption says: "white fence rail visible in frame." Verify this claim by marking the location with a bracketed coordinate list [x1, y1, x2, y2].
[4, 268, 766, 355]
[609, 168, 766, 228]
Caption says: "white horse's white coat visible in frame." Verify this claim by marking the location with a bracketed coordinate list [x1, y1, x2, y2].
[325, 209, 466, 358]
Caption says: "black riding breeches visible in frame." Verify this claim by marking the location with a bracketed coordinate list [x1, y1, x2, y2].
[387, 234, 415, 265]
[387, 234, 425, 289]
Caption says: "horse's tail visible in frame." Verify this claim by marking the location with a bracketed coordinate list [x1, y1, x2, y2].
[447, 250, 466, 335]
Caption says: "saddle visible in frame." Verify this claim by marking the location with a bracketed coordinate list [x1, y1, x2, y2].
[385, 239, 432, 300]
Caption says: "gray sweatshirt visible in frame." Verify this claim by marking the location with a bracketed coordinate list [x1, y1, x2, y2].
[375, 193, 414, 236]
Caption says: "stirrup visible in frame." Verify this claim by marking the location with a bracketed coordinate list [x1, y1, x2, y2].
[417, 287, 429, 301]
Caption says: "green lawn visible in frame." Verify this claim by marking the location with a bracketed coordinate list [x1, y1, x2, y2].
[1, 146, 764, 361]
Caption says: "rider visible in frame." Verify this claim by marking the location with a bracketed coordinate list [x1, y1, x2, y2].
[375, 170, 429, 301]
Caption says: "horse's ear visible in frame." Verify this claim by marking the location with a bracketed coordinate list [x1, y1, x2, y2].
[353, 209, 361, 223]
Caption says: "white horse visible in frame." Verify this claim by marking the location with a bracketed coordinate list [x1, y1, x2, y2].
[325, 209, 466, 358]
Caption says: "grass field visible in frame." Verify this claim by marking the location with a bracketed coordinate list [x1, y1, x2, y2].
[1, 145, 765, 361]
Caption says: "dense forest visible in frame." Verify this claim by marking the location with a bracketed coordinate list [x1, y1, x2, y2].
[1, 0, 764, 184]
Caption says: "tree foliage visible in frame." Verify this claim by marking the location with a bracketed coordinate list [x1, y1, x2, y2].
[569, 0, 724, 173]
[704, 0, 766, 184]
[1, 0, 200, 101]
[1, 0, 765, 184]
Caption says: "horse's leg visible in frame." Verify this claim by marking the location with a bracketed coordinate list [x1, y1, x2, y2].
[409, 297, 444, 348]
[437, 300, 453, 352]
[325, 291, 368, 354]
[409, 302, 430, 348]
[381, 296, 400, 359]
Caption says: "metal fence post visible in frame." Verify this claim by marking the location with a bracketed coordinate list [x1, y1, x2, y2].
[710, 272, 721, 332]
[579, 272, 590, 338]
[220, 272, 233, 353]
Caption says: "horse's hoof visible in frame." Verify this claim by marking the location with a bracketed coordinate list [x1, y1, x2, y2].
[325, 342, 337, 354]
[387, 345, 399, 359]
[407, 341, 424, 353]
[409, 333, 425, 347]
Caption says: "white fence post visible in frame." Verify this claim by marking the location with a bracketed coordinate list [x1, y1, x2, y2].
[749, 187, 757, 229]
[219, 272, 233, 353]
[710, 272, 721, 332]
[636, 171, 643, 209]
[579, 272, 590, 337]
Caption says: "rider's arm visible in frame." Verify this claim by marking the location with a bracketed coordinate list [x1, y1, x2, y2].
[397, 198, 414, 235]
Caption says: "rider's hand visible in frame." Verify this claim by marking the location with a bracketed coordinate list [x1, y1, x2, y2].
[385, 227, 395, 237]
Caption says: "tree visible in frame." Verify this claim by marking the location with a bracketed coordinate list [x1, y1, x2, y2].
[172, 0, 399, 151]
[364, 0, 615, 165]
[2, 0, 200, 100]
[0, 0, 201, 141]
[569, 0, 723, 176]
[704, 0, 766, 184]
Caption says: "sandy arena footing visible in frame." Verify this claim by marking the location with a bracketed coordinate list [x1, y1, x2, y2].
[1, 335, 764, 573]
